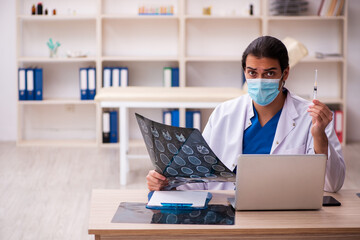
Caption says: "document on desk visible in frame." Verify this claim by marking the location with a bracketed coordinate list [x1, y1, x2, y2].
[135, 113, 235, 189]
[147, 191, 210, 209]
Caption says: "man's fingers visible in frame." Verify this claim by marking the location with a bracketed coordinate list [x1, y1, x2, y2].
[149, 170, 166, 181]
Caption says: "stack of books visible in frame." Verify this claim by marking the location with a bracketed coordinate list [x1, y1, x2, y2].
[318, 0, 345, 17]
[270, 0, 308, 16]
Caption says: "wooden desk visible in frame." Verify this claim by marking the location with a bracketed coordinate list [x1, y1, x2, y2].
[88, 189, 360, 240]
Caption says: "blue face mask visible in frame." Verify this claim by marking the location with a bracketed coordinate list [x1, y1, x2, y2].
[247, 78, 282, 106]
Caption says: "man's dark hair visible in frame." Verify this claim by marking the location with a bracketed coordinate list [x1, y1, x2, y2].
[241, 36, 289, 73]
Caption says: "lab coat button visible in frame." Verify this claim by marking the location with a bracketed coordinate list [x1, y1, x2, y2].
[293, 123, 295, 126]
[276, 141, 279, 144]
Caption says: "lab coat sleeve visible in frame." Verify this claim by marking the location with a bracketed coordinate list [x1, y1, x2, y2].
[307, 116, 345, 193]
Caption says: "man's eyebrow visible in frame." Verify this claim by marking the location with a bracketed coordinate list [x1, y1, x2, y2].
[263, 67, 277, 71]
[246, 67, 257, 70]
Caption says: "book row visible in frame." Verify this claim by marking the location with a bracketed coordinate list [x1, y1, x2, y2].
[163, 110, 201, 130]
[79, 68, 96, 100]
[318, 0, 345, 17]
[103, 67, 129, 88]
[18, 68, 43, 101]
[102, 67, 179, 88]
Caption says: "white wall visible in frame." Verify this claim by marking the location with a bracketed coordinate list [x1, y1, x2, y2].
[0, 0, 17, 141]
[1, 1, 360, 142]
[346, 1, 360, 142]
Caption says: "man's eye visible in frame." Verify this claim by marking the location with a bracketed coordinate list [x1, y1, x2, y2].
[266, 72, 275, 77]
[249, 71, 256, 76]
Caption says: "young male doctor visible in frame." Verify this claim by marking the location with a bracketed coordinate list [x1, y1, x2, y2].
[147, 36, 345, 193]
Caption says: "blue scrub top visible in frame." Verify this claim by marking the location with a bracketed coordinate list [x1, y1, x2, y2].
[233, 105, 282, 174]
[243, 105, 282, 154]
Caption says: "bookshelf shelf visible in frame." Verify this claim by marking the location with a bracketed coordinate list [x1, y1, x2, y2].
[17, 139, 97, 147]
[185, 15, 262, 20]
[101, 56, 179, 62]
[18, 15, 97, 21]
[18, 57, 97, 63]
[18, 99, 96, 105]
[267, 16, 345, 21]
[101, 15, 178, 20]
[185, 56, 242, 62]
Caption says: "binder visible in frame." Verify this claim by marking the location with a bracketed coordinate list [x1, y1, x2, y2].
[186, 110, 201, 130]
[109, 111, 118, 143]
[34, 68, 43, 101]
[88, 68, 96, 100]
[112, 68, 120, 87]
[163, 67, 172, 87]
[120, 67, 129, 87]
[334, 110, 343, 143]
[186, 111, 194, 128]
[171, 109, 179, 127]
[103, 112, 110, 143]
[193, 111, 201, 130]
[103, 67, 112, 88]
[79, 68, 88, 100]
[18, 68, 27, 101]
[163, 111, 172, 125]
[171, 67, 179, 87]
[26, 69, 35, 100]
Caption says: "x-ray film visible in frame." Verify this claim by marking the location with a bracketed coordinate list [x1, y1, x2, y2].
[135, 113, 235, 189]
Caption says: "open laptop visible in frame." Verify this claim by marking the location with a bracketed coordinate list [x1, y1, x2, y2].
[229, 154, 327, 211]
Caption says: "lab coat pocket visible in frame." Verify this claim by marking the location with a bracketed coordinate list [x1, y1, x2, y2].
[283, 144, 306, 154]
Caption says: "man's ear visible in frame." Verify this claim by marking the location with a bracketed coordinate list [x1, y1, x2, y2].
[282, 66, 290, 82]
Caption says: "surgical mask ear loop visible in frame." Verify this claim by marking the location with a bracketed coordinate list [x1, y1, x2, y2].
[278, 72, 285, 90]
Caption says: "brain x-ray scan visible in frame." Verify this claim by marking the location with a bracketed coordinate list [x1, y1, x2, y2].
[136, 113, 235, 189]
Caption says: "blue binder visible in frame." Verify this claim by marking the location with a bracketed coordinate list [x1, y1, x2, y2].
[109, 111, 118, 143]
[171, 67, 179, 87]
[171, 109, 179, 127]
[34, 68, 43, 101]
[186, 111, 194, 128]
[88, 68, 96, 100]
[26, 69, 35, 100]
[79, 68, 88, 100]
[103, 67, 112, 88]
[18, 68, 27, 101]
[186, 110, 201, 129]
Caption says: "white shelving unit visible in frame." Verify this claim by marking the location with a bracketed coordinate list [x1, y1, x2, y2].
[17, 0, 348, 184]
[16, 0, 99, 146]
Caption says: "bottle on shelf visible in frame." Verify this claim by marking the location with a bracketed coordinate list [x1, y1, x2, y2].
[31, 4, 36, 15]
[37, 2, 43, 15]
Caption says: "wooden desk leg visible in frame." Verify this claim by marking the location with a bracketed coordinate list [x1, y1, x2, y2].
[95, 235, 101, 240]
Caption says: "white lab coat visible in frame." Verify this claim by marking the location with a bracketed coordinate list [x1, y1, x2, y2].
[178, 90, 345, 192]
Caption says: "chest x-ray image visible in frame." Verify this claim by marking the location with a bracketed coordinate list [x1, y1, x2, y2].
[136, 113, 235, 189]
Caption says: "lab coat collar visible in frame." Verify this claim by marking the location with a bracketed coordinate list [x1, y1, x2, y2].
[270, 90, 299, 153]
[245, 94, 254, 131]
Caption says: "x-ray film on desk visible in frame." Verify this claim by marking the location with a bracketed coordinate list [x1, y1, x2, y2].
[135, 113, 235, 189]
